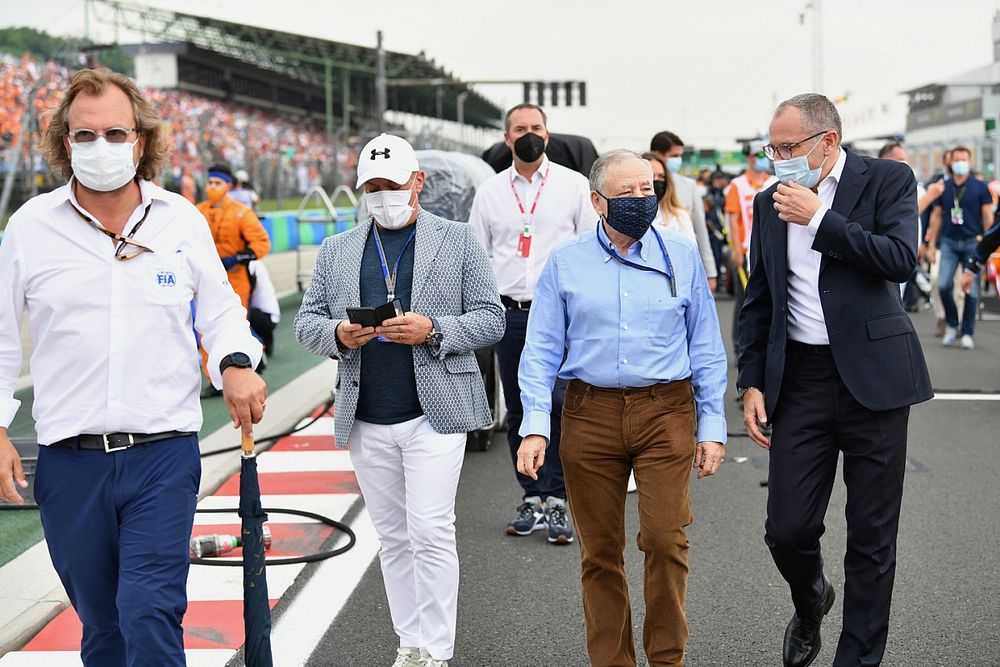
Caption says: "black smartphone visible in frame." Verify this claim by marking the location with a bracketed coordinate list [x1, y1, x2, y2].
[346, 307, 378, 328]
[346, 299, 403, 328]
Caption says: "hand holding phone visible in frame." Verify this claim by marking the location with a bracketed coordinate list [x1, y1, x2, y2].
[346, 299, 402, 328]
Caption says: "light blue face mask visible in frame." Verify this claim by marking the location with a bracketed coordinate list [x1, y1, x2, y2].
[666, 156, 683, 173]
[773, 135, 828, 188]
[754, 156, 771, 173]
[951, 160, 970, 177]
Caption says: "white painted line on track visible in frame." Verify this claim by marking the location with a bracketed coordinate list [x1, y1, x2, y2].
[291, 419, 336, 437]
[270, 506, 381, 666]
[932, 393, 1000, 401]
[0, 649, 234, 666]
[186, 561, 303, 602]
[255, 450, 354, 473]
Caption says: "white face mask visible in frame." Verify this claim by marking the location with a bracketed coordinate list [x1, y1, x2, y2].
[364, 185, 415, 230]
[70, 137, 139, 192]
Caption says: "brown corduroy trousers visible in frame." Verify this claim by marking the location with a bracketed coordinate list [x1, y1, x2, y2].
[560, 378, 697, 667]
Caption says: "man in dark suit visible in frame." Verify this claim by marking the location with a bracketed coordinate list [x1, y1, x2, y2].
[737, 94, 933, 667]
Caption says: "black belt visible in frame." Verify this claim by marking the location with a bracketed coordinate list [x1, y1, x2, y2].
[50, 430, 194, 453]
[501, 295, 532, 310]
[787, 340, 833, 355]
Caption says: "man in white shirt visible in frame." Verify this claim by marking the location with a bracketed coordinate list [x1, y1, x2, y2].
[0, 68, 266, 667]
[469, 104, 596, 544]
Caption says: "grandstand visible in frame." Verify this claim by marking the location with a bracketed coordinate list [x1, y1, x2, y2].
[0, 0, 504, 221]
[91, 0, 502, 139]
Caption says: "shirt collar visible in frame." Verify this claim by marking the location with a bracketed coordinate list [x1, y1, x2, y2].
[819, 148, 847, 190]
[54, 177, 170, 212]
[598, 220, 650, 262]
[510, 155, 550, 185]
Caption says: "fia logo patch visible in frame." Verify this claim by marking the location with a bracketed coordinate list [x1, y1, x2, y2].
[156, 271, 177, 287]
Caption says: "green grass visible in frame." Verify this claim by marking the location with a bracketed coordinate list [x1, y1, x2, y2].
[0, 510, 45, 568]
[2, 291, 327, 566]
[257, 191, 357, 213]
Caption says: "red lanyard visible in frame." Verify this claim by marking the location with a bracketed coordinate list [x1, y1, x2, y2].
[510, 164, 550, 231]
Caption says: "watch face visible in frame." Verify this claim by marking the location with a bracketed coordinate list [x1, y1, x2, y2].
[232, 352, 252, 367]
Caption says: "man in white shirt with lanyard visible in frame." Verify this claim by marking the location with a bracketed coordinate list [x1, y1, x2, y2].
[469, 103, 596, 544]
[0, 68, 266, 666]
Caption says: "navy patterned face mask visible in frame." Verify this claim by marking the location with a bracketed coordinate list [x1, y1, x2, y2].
[597, 192, 658, 240]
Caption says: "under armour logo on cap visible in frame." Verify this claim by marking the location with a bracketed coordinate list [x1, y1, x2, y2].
[357, 133, 419, 188]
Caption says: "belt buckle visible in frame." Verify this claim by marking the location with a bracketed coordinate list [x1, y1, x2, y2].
[103, 433, 133, 453]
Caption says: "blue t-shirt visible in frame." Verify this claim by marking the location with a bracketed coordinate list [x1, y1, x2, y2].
[355, 223, 423, 425]
[933, 175, 992, 240]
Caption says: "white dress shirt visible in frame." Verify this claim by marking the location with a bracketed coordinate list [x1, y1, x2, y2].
[786, 148, 847, 344]
[0, 179, 262, 444]
[469, 156, 596, 302]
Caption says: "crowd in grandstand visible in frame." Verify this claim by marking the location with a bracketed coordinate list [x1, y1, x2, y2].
[0, 52, 356, 198]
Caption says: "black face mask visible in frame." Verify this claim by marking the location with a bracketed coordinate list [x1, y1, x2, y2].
[513, 133, 546, 163]
[597, 192, 659, 240]
[653, 179, 667, 202]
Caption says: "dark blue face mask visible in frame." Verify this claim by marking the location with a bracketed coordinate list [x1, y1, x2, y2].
[597, 192, 659, 240]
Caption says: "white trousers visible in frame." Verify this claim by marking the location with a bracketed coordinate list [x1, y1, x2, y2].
[348, 416, 466, 660]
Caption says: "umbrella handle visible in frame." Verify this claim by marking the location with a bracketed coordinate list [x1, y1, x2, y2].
[241, 431, 255, 455]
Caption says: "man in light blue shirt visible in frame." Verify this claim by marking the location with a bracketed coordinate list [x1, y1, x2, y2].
[516, 149, 727, 667]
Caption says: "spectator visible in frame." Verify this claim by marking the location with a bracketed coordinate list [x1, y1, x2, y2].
[926, 145, 995, 349]
[649, 130, 719, 291]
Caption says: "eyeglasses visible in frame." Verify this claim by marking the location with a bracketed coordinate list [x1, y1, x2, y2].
[763, 131, 828, 161]
[67, 127, 137, 144]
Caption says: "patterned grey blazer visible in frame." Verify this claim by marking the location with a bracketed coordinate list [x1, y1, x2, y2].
[293, 209, 505, 447]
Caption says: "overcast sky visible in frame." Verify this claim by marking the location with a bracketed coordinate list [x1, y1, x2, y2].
[5, 0, 1000, 151]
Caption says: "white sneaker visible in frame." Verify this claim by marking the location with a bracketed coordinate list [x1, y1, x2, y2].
[391, 647, 421, 667]
[942, 327, 958, 346]
[960, 335, 975, 350]
[627, 471, 638, 493]
[420, 659, 449, 667]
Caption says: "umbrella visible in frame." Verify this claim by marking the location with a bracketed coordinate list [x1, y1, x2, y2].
[240, 430, 273, 667]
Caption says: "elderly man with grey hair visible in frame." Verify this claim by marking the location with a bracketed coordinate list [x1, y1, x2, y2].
[516, 149, 728, 666]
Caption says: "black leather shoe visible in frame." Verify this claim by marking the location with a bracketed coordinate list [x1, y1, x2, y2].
[782, 577, 835, 667]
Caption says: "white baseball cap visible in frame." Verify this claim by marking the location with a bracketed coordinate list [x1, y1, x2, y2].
[356, 133, 420, 188]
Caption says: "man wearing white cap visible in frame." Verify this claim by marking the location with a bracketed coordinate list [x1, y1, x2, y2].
[294, 134, 505, 667]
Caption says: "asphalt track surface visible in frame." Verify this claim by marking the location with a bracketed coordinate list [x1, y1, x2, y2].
[303, 295, 999, 667]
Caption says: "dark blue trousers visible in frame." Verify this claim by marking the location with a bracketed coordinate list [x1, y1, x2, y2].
[34, 434, 201, 667]
[495, 306, 567, 500]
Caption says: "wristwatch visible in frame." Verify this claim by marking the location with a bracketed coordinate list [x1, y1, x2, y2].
[425, 318, 443, 347]
[736, 386, 757, 400]
[219, 352, 253, 375]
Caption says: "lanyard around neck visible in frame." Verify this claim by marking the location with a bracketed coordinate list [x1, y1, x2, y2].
[70, 200, 155, 259]
[510, 163, 550, 233]
[372, 224, 417, 302]
[596, 225, 677, 297]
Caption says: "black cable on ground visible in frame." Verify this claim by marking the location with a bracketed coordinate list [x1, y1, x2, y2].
[190, 507, 357, 567]
[191, 394, 357, 566]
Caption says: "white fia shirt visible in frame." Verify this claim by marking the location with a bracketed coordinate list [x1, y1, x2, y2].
[0, 179, 262, 445]
[469, 156, 596, 302]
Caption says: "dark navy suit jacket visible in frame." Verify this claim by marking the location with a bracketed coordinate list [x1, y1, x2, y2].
[737, 149, 933, 415]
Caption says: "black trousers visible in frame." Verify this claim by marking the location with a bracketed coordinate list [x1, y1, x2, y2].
[494, 306, 567, 500]
[766, 341, 909, 667]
